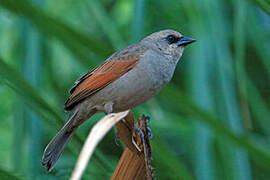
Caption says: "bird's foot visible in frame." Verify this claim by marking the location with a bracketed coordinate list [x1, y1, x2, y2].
[132, 116, 152, 152]
[134, 122, 145, 138]
[114, 135, 120, 146]
[132, 122, 144, 152]
[147, 125, 153, 139]
[134, 116, 152, 139]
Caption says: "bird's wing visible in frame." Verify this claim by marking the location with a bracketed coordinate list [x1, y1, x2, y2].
[64, 51, 143, 111]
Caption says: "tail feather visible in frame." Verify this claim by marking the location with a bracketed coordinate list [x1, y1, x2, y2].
[42, 109, 78, 171]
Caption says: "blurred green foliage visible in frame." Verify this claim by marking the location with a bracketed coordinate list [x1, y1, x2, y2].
[0, 0, 270, 179]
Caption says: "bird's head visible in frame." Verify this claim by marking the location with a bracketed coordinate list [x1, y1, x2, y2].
[141, 29, 196, 62]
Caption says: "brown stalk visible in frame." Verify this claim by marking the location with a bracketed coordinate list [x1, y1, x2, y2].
[111, 113, 153, 180]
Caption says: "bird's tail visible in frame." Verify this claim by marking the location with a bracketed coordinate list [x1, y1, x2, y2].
[41, 109, 79, 171]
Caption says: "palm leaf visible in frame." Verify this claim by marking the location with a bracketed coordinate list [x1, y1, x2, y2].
[0, 57, 113, 172]
[161, 86, 270, 173]
[0, 0, 111, 67]
[0, 168, 23, 180]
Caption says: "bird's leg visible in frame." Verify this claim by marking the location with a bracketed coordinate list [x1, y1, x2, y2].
[114, 135, 120, 146]
[147, 126, 153, 139]
[134, 122, 145, 139]
[144, 116, 152, 139]
[144, 116, 152, 138]
[133, 115, 153, 140]
[132, 122, 144, 152]
[132, 115, 153, 152]
[104, 101, 114, 114]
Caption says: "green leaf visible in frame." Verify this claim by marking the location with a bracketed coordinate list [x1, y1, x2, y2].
[0, 58, 63, 126]
[251, 0, 270, 15]
[86, 0, 125, 49]
[0, 0, 112, 67]
[0, 168, 23, 180]
[132, 0, 146, 41]
[161, 86, 270, 173]
[152, 140, 194, 180]
[0, 57, 113, 172]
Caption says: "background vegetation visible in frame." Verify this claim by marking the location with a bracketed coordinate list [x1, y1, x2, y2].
[0, 0, 270, 179]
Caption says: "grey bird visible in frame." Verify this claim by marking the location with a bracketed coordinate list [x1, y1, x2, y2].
[42, 29, 196, 171]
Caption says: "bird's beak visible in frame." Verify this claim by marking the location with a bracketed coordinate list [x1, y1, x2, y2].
[177, 36, 196, 46]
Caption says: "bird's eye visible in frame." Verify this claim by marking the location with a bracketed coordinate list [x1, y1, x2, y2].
[166, 35, 179, 44]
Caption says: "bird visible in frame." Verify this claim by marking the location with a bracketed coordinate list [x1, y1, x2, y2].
[41, 29, 196, 171]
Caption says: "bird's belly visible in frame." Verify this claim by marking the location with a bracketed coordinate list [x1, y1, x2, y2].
[93, 69, 162, 112]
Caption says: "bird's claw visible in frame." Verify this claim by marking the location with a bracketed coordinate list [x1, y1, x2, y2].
[147, 125, 153, 139]
[114, 135, 120, 146]
[134, 123, 145, 138]
[134, 120, 152, 139]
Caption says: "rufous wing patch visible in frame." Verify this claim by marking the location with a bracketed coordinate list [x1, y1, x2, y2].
[64, 55, 140, 110]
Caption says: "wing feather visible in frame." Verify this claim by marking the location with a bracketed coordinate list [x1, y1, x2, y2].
[64, 54, 140, 110]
